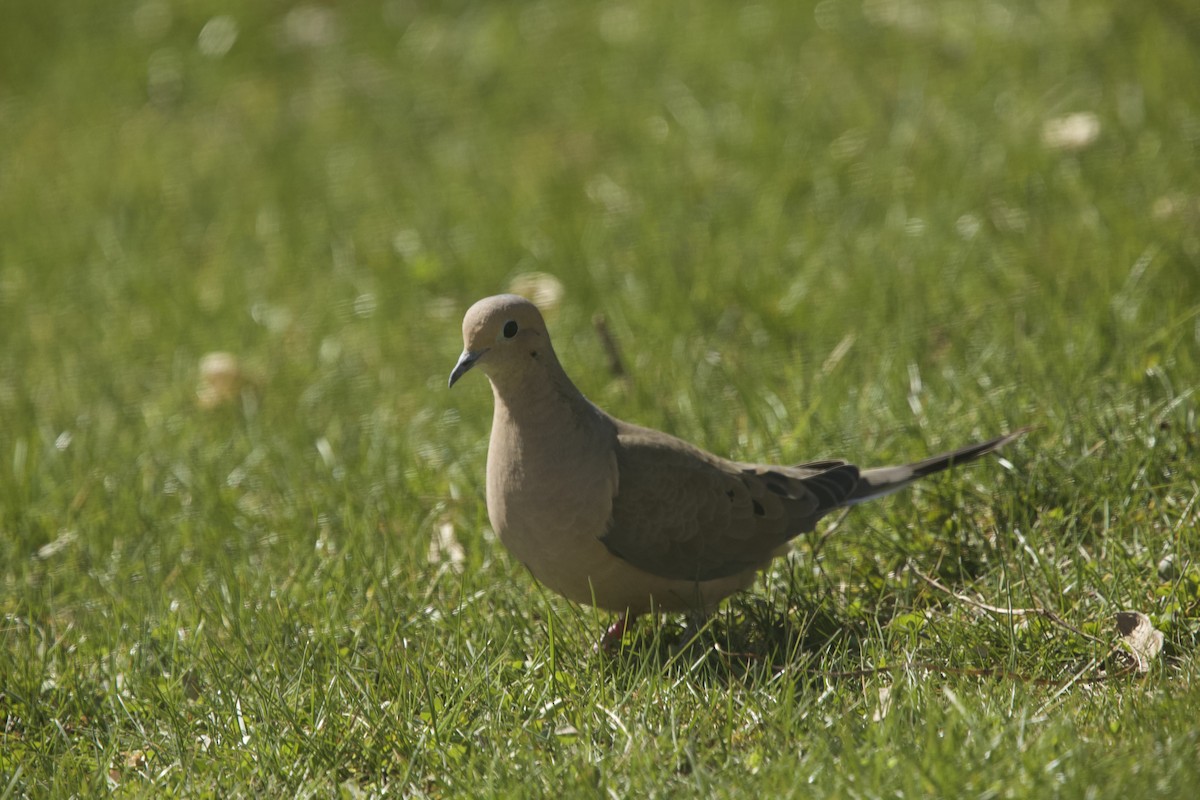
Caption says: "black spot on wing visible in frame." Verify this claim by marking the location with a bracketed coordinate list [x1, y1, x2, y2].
[752, 499, 765, 516]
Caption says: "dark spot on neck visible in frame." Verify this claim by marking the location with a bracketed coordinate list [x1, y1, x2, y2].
[530, 351, 539, 359]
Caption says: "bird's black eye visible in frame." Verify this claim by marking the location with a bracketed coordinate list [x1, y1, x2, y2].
[502, 320, 519, 339]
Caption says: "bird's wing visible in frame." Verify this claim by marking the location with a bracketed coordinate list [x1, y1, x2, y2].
[599, 423, 859, 582]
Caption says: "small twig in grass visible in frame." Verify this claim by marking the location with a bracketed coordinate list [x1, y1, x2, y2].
[909, 563, 1106, 645]
[1032, 652, 1119, 720]
[707, 562, 1141, 687]
[592, 313, 628, 380]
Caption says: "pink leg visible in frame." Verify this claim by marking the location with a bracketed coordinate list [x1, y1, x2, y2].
[597, 613, 634, 653]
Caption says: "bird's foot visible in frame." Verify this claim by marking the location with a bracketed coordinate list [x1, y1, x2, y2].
[596, 614, 633, 653]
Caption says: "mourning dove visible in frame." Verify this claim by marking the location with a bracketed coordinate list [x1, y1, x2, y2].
[449, 294, 1024, 648]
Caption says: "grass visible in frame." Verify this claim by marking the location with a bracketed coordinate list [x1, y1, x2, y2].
[2, 0, 1199, 795]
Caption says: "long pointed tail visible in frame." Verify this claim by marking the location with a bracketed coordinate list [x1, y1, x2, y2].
[844, 428, 1029, 506]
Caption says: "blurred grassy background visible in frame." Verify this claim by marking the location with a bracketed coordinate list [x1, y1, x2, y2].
[2, 0, 1199, 796]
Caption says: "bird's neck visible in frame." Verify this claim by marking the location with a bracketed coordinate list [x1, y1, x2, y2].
[488, 357, 612, 458]
[488, 354, 581, 415]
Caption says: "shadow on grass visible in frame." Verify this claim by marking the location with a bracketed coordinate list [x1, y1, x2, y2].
[596, 595, 885, 688]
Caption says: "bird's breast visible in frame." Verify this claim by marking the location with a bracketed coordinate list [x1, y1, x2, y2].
[487, 429, 614, 541]
[484, 400, 618, 587]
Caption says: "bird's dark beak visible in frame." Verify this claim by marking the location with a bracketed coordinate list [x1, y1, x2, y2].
[448, 349, 486, 388]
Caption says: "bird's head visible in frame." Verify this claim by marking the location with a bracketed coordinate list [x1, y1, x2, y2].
[448, 294, 552, 388]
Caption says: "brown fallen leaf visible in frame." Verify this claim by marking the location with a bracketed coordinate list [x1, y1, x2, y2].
[1115, 611, 1163, 673]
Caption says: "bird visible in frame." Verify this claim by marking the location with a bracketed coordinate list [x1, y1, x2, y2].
[448, 294, 1024, 649]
